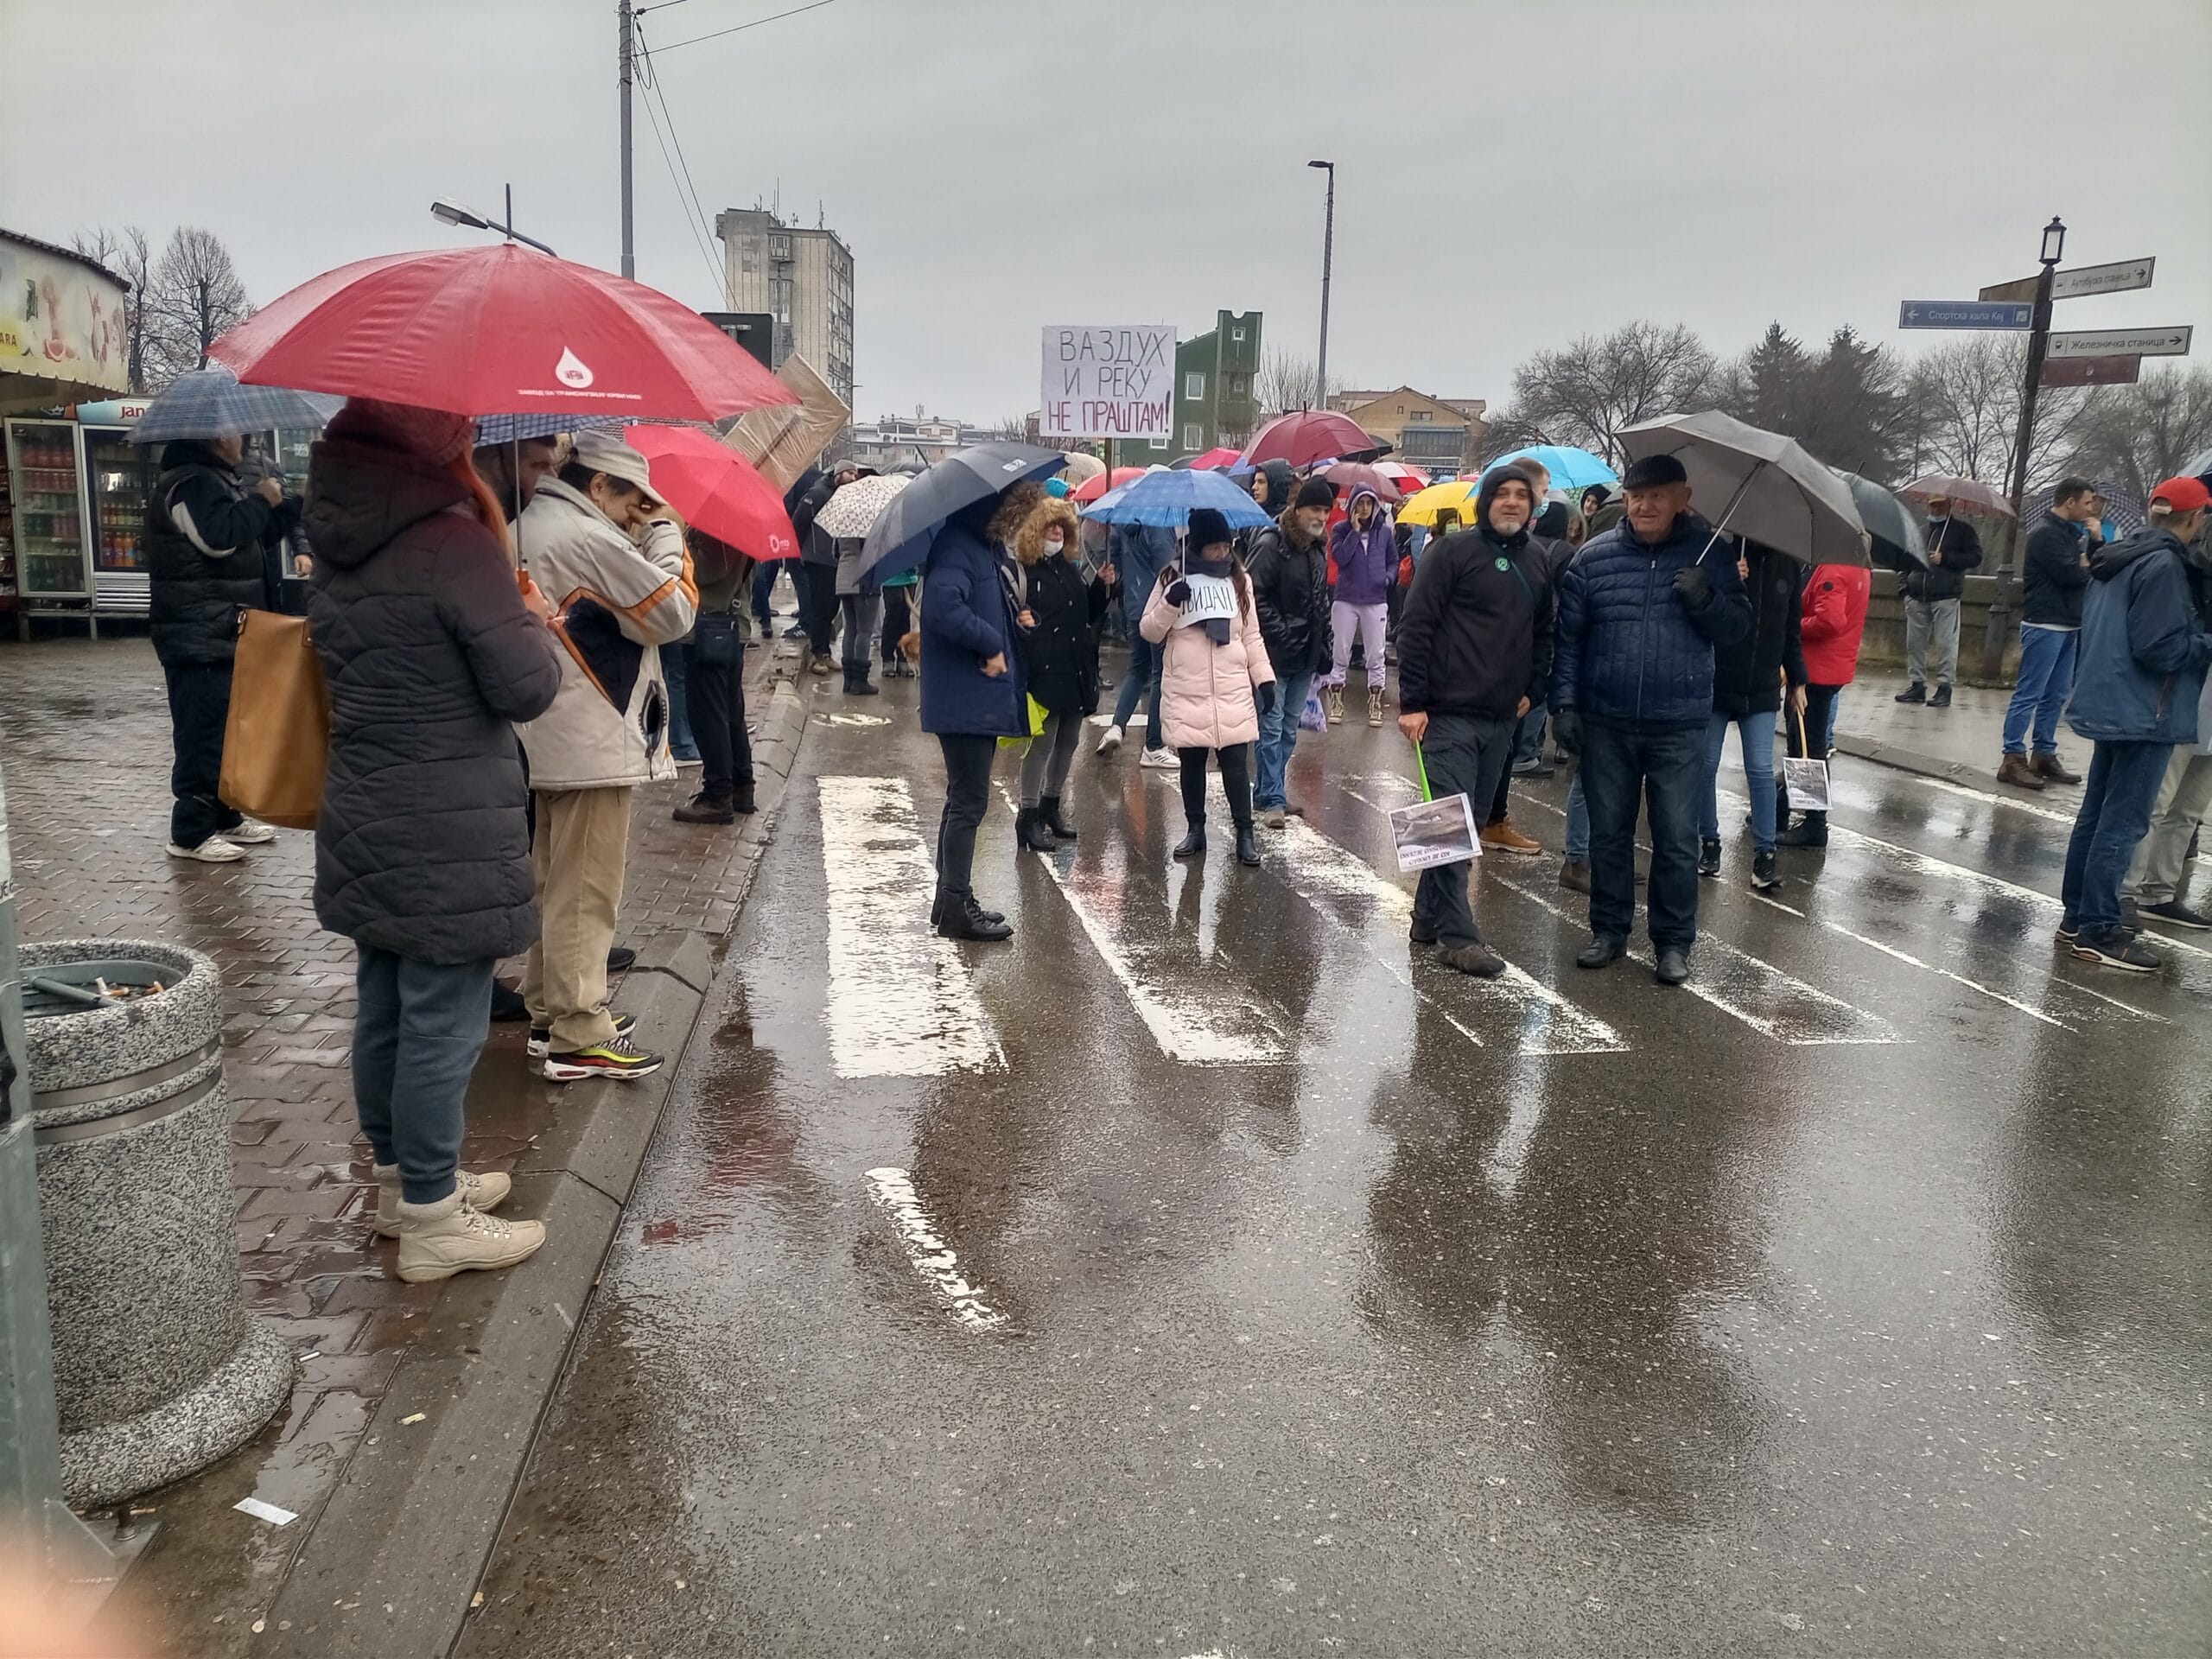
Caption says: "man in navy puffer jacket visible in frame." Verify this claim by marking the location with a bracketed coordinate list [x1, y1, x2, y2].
[1551, 453, 1751, 983]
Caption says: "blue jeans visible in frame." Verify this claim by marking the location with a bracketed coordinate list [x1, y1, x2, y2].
[751, 562, 778, 632]
[1255, 670, 1314, 810]
[1700, 711, 1778, 851]
[2001, 626, 2079, 756]
[1110, 634, 1165, 750]
[1515, 701, 1548, 764]
[1580, 718, 1705, 950]
[1410, 713, 1514, 947]
[2061, 739, 2174, 933]
[663, 643, 699, 759]
[1565, 772, 1589, 861]
[353, 948, 495, 1205]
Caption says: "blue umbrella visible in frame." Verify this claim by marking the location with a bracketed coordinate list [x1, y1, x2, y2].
[858, 442, 1067, 583]
[1081, 466, 1274, 529]
[130, 364, 340, 445]
[1478, 444, 1618, 492]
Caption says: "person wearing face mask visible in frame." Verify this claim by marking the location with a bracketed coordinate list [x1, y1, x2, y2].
[513, 429, 696, 1080]
[145, 428, 302, 861]
[1010, 495, 1112, 849]
[1896, 493, 1982, 708]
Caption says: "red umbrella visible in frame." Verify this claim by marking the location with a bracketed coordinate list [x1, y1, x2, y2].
[625, 425, 799, 561]
[1376, 461, 1431, 491]
[209, 243, 798, 421]
[1184, 446, 1243, 471]
[1319, 461, 1403, 505]
[1071, 464, 1147, 504]
[1240, 410, 1388, 469]
[1899, 474, 2017, 519]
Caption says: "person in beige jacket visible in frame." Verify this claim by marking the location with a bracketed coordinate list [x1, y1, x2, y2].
[515, 429, 696, 1080]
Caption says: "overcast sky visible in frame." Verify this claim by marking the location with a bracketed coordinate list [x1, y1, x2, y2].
[4, 0, 2206, 424]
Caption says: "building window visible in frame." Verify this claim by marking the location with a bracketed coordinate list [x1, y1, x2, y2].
[1226, 372, 1248, 397]
[1149, 435, 1169, 450]
[1183, 423, 1203, 449]
[1409, 410, 1431, 422]
[1230, 327, 1245, 342]
[1185, 372, 1205, 401]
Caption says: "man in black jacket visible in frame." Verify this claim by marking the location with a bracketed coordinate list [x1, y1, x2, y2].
[146, 435, 301, 861]
[1897, 493, 1982, 707]
[1244, 475, 1336, 824]
[792, 462, 857, 674]
[1395, 464, 1553, 977]
[1997, 478, 2100, 787]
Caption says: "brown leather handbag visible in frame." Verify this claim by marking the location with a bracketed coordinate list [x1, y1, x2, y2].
[219, 609, 329, 830]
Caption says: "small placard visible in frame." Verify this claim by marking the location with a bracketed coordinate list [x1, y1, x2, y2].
[1175, 573, 1238, 626]
[1783, 756, 1831, 812]
[1389, 791, 1481, 872]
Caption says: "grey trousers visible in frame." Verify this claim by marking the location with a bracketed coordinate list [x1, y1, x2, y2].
[2122, 747, 2212, 906]
[353, 947, 495, 1205]
[1020, 709, 1083, 805]
[1904, 596, 1961, 687]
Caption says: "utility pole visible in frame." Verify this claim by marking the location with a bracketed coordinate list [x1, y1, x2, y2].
[195, 277, 210, 370]
[1308, 161, 1335, 410]
[1980, 216, 2065, 679]
[618, 0, 636, 279]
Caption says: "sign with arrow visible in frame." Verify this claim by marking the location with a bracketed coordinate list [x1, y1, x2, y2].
[2041, 354, 2140, 388]
[2047, 326, 2191, 359]
[1897, 300, 2032, 330]
[1980, 257, 2156, 304]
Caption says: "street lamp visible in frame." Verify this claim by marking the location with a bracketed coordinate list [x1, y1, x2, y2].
[429, 188, 558, 257]
[2040, 216, 2067, 266]
[1980, 213, 2069, 678]
[1308, 160, 1335, 410]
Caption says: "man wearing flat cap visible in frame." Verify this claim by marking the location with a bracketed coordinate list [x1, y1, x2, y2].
[1549, 452, 1751, 985]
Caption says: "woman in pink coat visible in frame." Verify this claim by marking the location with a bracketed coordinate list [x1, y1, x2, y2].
[1140, 507, 1278, 867]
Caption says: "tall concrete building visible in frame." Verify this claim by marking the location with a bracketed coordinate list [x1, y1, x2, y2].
[714, 207, 855, 409]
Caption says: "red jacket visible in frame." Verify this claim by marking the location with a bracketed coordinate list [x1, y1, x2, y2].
[1799, 563, 1871, 686]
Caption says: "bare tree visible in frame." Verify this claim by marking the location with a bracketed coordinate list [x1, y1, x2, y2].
[1904, 334, 2092, 495]
[2059, 365, 2212, 506]
[1256, 349, 1340, 417]
[1503, 321, 1717, 466]
[71, 224, 153, 392]
[142, 227, 253, 389]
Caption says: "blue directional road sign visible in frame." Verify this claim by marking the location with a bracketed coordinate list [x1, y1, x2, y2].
[1897, 300, 2032, 330]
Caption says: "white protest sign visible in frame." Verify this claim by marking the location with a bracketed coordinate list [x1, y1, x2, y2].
[1039, 325, 1175, 441]
[1389, 793, 1481, 873]
[1175, 573, 1237, 627]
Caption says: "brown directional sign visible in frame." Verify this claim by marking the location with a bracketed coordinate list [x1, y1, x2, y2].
[2041, 354, 2141, 388]
[1980, 257, 2156, 304]
[1979, 275, 2041, 304]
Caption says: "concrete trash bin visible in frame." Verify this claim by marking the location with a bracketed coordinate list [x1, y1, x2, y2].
[22, 938, 293, 1507]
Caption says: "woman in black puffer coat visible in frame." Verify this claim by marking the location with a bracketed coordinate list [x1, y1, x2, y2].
[1012, 495, 1109, 848]
[1699, 537, 1806, 884]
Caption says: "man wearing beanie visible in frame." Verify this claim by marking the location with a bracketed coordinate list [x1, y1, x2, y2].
[1243, 474, 1338, 825]
[1551, 452, 1750, 985]
[1395, 463, 1554, 977]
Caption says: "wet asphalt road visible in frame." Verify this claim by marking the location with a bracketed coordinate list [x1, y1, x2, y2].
[460, 673, 2212, 1659]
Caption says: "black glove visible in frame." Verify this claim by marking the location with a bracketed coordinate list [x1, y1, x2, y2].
[1552, 707, 1583, 758]
[1672, 564, 1711, 608]
[1163, 578, 1192, 607]
[1255, 680, 1278, 718]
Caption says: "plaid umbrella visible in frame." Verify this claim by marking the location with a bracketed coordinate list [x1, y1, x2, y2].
[815, 472, 911, 539]
[130, 364, 340, 445]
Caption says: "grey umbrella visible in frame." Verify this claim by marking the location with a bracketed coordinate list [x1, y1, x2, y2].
[858, 442, 1068, 583]
[131, 363, 341, 445]
[1616, 409, 1870, 566]
[1834, 469, 1927, 569]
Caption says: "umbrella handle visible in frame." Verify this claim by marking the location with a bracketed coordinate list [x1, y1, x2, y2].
[1693, 461, 1761, 569]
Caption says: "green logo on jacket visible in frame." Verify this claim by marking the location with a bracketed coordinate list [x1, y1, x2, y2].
[1494, 556, 1510, 571]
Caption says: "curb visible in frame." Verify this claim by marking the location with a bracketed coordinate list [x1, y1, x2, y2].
[259, 681, 810, 1659]
[1831, 731, 2050, 803]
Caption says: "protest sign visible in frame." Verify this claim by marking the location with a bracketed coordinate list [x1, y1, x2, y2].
[1039, 325, 1175, 441]
[1174, 573, 1238, 626]
[1389, 793, 1481, 873]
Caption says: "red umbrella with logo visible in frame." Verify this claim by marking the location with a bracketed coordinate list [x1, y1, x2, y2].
[208, 243, 798, 421]
[1239, 410, 1389, 469]
[624, 425, 799, 561]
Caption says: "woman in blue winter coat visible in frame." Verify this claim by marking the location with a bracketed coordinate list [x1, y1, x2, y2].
[919, 482, 1038, 942]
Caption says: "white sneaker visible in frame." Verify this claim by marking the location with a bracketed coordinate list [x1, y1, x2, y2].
[1096, 723, 1125, 755]
[167, 836, 245, 862]
[1140, 747, 1179, 770]
[371, 1164, 512, 1238]
[226, 819, 278, 845]
[394, 1191, 544, 1283]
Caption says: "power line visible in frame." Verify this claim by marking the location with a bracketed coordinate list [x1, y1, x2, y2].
[632, 33, 725, 295]
[652, 0, 836, 54]
[632, 60, 726, 293]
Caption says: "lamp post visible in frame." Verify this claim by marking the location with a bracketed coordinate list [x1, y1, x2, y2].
[430, 189, 559, 257]
[1980, 214, 2065, 680]
[1308, 160, 1335, 410]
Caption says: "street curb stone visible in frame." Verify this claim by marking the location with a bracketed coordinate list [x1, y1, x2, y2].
[1833, 731, 2017, 798]
[257, 674, 810, 1659]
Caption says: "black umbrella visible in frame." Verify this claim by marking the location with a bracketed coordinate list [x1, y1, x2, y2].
[857, 442, 1067, 582]
[1834, 469, 1927, 569]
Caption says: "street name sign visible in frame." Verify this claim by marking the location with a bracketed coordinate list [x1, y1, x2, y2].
[1897, 300, 2031, 330]
[2047, 326, 2192, 359]
[2041, 354, 2141, 388]
[1039, 325, 1176, 441]
[1980, 257, 2156, 304]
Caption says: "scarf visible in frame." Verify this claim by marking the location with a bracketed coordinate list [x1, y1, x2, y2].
[1189, 553, 1236, 645]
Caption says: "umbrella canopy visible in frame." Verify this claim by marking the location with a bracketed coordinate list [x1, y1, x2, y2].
[721, 352, 850, 493]
[1617, 410, 1869, 566]
[1396, 479, 1481, 527]
[1319, 461, 1403, 505]
[1898, 474, 2016, 519]
[2183, 444, 2212, 481]
[1184, 445, 1243, 472]
[1478, 444, 1618, 492]
[1241, 410, 1388, 469]
[1081, 467, 1274, 529]
[1057, 451, 1105, 486]
[1071, 464, 1147, 503]
[1374, 461, 1431, 491]
[814, 472, 911, 540]
[1834, 469, 1927, 569]
[210, 242, 800, 421]
[624, 424, 798, 562]
[858, 442, 1068, 584]
[130, 363, 341, 445]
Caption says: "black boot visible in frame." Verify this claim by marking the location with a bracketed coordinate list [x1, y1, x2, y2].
[937, 890, 1013, 942]
[1894, 681, 1926, 704]
[1173, 823, 1207, 860]
[1015, 806, 1056, 853]
[731, 780, 758, 815]
[845, 667, 880, 696]
[1235, 823, 1262, 867]
[1778, 811, 1827, 849]
[1928, 683, 1952, 709]
[930, 888, 1005, 928]
[1038, 795, 1077, 841]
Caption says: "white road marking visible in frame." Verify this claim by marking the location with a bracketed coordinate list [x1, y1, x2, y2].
[1834, 763, 2077, 826]
[1748, 892, 2070, 1030]
[818, 776, 1005, 1078]
[864, 1167, 1007, 1332]
[821, 711, 890, 728]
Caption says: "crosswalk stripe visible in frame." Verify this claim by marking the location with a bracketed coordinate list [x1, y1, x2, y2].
[818, 776, 1005, 1078]
[1748, 892, 2071, 1029]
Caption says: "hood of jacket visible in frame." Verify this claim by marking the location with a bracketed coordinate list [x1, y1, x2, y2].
[1255, 459, 1296, 514]
[1014, 496, 1081, 565]
[305, 439, 474, 572]
[2090, 530, 2171, 582]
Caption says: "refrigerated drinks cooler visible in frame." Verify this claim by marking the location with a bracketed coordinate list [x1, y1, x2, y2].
[4, 418, 91, 620]
[82, 425, 159, 615]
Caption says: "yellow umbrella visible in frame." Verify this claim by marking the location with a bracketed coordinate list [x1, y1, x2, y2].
[1395, 480, 1480, 527]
